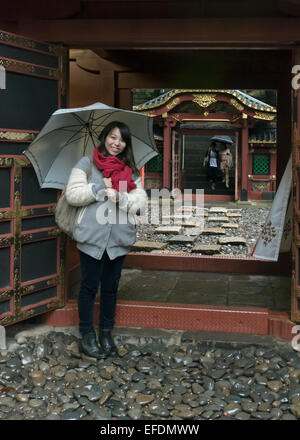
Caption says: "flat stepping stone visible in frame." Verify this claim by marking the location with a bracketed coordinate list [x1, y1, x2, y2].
[155, 226, 182, 234]
[161, 215, 191, 221]
[201, 228, 226, 235]
[194, 212, 208, 217]
[207, 216, 229, 222]
[209, 207, 228, 213]
[192, 244, 221, 254]
[218, 236, 247, 245]
[226, 212, 242, 218]
[132, 241, 168, 251]
[183, 227, 203, 236]
[168, 235, 197, 244]
[183, 221, 199, 227]
[222, 223, 240, 229]
[177, 206, 195, 213]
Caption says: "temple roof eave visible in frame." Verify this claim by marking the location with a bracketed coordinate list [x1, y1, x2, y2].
[133, 89, 277, 116]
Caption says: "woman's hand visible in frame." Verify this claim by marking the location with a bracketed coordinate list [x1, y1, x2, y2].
[106, 187, 118, 202]
[103, 177, 112, 188]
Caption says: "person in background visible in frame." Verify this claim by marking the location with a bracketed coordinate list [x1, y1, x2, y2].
[203, 142, 219, 190]
[65, 121, 148, 359]
[219, 143, 233, 189]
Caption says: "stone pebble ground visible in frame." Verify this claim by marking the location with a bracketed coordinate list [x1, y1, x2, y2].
[0, 324, 300, 420]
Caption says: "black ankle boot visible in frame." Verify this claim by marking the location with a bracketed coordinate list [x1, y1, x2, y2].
[80, 332, 107, 359]
[99, 329, 117, 356]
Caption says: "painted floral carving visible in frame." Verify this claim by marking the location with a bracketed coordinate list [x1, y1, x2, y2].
[261, 221, 277, 246]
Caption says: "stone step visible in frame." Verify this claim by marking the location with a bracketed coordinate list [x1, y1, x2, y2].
[226, 212, 242, 218]
[207, 216, 230, 223]
[221, 223, 240, 229]
[132, 241, 168, 251]
[182, 221, 201, 227]
[201, 228, 226, 235]
[192, 244, 221, 254]
[161, 215, 192, 223]
[168, 235, 197, 244]
[209, 207, 228, 213]
[183, 227, 203, 236]
[218, 236, 247, 245]
[177, 206, 196, 213]
[155, 226, 182, 234]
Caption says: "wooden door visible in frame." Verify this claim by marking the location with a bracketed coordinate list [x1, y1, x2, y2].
[0, 30, 68, 325]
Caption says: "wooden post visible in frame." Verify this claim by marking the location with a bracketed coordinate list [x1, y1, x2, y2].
[270, 149, 277, 192]
[163, 120, 171, 188]
[163, 118, 176, 188]
[241, 116, 249, 201]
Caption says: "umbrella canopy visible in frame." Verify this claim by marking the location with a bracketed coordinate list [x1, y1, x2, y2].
[211, 135, 233, 145]
[25, 102, 159, 190]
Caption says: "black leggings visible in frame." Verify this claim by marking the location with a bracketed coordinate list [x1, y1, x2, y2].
[78, 250, 125, 335]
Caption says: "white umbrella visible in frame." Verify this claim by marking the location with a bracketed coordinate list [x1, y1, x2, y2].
[25, 102, 158, 190]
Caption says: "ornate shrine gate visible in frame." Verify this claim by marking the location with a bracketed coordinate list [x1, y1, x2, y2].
[0, 30, 68, 325]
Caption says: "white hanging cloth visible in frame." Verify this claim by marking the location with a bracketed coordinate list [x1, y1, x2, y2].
[251, 155, 292, 261]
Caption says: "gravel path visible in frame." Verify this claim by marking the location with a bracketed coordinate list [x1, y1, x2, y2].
[135, 204, 270, 256]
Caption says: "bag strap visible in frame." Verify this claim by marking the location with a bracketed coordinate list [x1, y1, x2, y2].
[86, 157, 93, 181]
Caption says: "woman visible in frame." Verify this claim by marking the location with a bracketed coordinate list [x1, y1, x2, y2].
[65, 121, 148, 358]
[203, 142, 219, 190]
[219, 144, 233, 188]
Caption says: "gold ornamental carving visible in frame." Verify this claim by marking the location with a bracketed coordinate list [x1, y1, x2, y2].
[0, 290, 13, 301]
[252, 182, 270, 192]
[21, 208, 35, 217]
[0, 211, 13, 220]
[0, 158, 13, 166]
[48, 206, 56, 215]
[254, 111, 276, 121]
[20, 284, 35, 294]
[0, 32, 36, 49]
[15, 157, 30, 166]
[0, 131, 36, 142]
[0, 237, 14, 247]
[144, 111, 156, 117]
[230, 98, 244, 112]
[20, 234, 33, 243]
[48, 229, 60, 237]
[0, 59, 35, 74]
[0, 59, 61, 81]
[46, 277, 59, 287]
[48, 69, 60, 80]
[166, 98, 180, 110]
[193, 94, 216, 108]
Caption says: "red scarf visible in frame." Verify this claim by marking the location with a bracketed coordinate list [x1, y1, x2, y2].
[93, 148, 137, 193]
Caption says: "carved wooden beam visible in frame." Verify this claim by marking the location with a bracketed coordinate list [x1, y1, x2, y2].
[15, 18, 300, 47]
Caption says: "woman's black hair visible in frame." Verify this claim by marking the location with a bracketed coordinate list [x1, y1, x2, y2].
[98, 121, 139, 175]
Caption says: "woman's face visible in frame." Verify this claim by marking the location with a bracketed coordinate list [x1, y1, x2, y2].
[104, 127, 127, 156]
